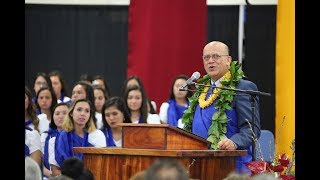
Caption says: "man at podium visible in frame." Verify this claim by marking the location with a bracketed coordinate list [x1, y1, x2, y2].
[182, 41, 261, 173]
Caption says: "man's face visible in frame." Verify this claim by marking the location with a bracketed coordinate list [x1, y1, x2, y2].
[202, 42, 231, 81]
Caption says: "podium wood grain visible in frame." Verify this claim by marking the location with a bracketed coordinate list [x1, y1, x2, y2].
[73, 124, 247, 180]
[120, 123, 210, 150]
[73, 147, 247, 180]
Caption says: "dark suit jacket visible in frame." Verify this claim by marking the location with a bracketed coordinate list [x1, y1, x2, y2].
[229, 79, 261, 149]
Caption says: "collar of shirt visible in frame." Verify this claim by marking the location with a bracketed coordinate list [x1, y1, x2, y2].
[210, 77, 222, 87]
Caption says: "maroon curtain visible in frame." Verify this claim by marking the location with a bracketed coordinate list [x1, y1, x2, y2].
[128, 0, 207, 112]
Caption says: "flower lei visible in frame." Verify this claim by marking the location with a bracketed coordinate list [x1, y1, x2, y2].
[198, 71, 231, 108]
[181, 61, 244, 150]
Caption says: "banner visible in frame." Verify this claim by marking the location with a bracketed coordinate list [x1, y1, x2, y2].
[128, 0, 207, 111]
[276, 0, 295, 155]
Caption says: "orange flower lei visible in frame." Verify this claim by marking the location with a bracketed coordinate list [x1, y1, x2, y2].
[198, 71, 232, 108]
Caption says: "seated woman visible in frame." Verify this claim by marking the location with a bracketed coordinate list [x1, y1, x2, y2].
[101, 96, 131, 147]
[53, 99, 106, 175]
[93, 86, 108, 129]
[25, 126, 42, 167]
[25, 86, 40, 133]
[123, 85, 160, 124]
[48, 70, 72, 105]
[121, 75, 157, 112]
[25, 86, 42, 167]
[159, 75, 193, 128]
[41, 103, 69, 177]
[35, 87, 58, 134]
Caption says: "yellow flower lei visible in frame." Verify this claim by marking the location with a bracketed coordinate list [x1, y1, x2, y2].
[198, 71, 232, 108]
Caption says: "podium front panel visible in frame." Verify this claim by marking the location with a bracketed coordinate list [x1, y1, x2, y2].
[73, 148, 247, 180]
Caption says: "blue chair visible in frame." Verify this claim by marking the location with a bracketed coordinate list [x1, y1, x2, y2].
[255, 130, 275, 163]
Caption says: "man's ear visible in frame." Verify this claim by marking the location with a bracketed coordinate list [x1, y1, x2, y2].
[227, 56, 232, 63]
[226, 56, 232, 67]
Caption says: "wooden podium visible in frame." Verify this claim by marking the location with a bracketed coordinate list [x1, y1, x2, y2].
[73, 123, 247, 180]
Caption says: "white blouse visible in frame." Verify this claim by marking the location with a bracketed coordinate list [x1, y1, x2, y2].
[95, 112, 103, 129]
[25, 129, 41, 154]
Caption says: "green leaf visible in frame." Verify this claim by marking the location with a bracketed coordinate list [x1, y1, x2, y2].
[197, 74, 210, 83]
[212, 112, 220, 120]
[217, 122, 222, 132]
[219, 134, 227, 141]
[219, 113, 227, 120]
[230, 64, 235, 76]
[225, 104, 232, 110]
[207, 135, 219, 150]
[207, 135, 214, 142]
[225, 95, 234, 102]
[218, 117, 229, 124]
[221, 126, 227, 133]
[208, 123, 219, 137]
[211, 143, 218, 150]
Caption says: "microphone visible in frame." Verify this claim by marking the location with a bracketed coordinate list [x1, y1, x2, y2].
[180, 71, 201, 90]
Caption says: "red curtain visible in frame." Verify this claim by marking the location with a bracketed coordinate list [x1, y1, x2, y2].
[128, 0, 207, 112]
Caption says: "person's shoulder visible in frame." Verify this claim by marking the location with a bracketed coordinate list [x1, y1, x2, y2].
[237, 79, 258, 90]
[88, 129, 106, 147]
[26, 128, 40, 138]
[160, 102, 169, 109]
[147, 113, 161, 124]
[90, 129, 103, 134]
[89, 129, 105, 138]
[49, 136, 56, 144]
[40, 131, 48, 139]
[58, 130, 68, 138]
[38, 113, 47, 119]
[63, 96, 71, 102]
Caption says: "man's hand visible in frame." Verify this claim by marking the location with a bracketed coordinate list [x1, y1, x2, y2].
[218, 138, 236, 150]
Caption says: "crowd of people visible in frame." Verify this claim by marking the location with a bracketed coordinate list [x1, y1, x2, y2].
[25, 41, 262, 179]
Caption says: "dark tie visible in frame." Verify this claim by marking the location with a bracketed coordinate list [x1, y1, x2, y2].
[205, 84, 215, 100]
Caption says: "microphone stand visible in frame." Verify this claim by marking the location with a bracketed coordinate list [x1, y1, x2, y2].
[180, 82, 271, 161]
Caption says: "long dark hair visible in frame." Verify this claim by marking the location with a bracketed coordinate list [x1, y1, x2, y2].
[25, 86, 39, 132]
[48, 70, 69, 97]
[101, 96, 131, 129]
[33, 72, 53, 96]
[49, 102, 69, 129]
[35, 87, 58, 116]
[121, 75, 145, 96]
[92, 75, 112, 98]
[123, 85, 148, 123]
[169, 75, 193, 100]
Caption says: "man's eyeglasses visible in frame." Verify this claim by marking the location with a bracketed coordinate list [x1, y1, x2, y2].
[202, 54, 229, 61]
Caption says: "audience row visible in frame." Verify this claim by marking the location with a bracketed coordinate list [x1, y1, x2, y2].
[25, 72, 193, 179]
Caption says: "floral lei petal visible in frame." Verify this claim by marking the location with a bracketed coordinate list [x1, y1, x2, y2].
[198, 71, 231, 108]
[181, 61, 244, 150]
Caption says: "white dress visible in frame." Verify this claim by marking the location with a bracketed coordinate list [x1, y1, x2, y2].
[48, 137, 58, 167]
[159, 102, 169, 123]
[25, 129, 41, 154]
[38, 113, 50, 134]
[146, 113, 161, 124]
[40, 133, 48, 153]
[88, 129, 107, 147]
[95, 112, 103, 129]
[114, 139, 122, 147]
[57, 96, 71, 104]
[132, 113, 161, 124]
